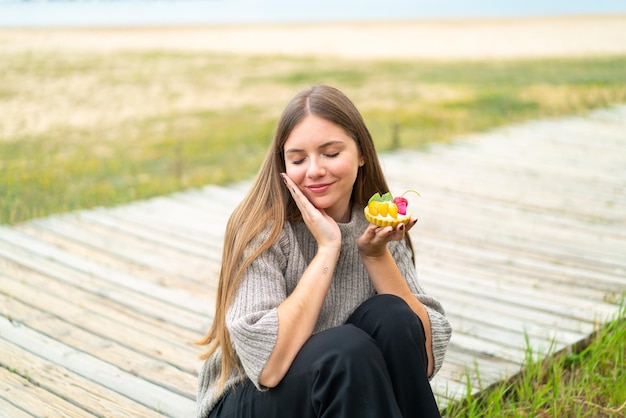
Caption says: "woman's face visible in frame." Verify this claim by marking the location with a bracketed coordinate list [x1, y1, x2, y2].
[283, 115, 364, 223]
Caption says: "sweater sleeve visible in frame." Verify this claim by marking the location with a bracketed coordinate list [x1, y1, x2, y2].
[390, 239, 452, 378]
[225, 229, 289, 391]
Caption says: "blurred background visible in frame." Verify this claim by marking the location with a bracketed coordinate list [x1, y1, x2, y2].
[2, 0, 626, 26]
[1, 0, 626, 225]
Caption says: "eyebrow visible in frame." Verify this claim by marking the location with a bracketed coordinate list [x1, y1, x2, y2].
[284, 140, 344, 154]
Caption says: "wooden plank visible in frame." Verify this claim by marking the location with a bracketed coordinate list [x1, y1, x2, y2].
[417, 236, 625, 292]
[0, 259, 212, 345]
[0, 394, 34, 418]
[113, 196, 232, 240]
[387, 170, 623, 225]
[0, 227, 209, 315]
[0, 366, 92, 417]
[21, 218, 219, 287]
[424, 130, 626, 179]
[0, 339, 164, 417]
[413, 187, 626, 239]
[79, 209, 223, 259]
[430, 346, 523, 405]
[418, 265, 618, 321]
[415, 232, 624, 288]
[413, 210, 626, 269]
[0, 240, 213, 333]
[426, 280, 594, 341]
[441, 343, 521, 381]
[170, 184, 248, 215]
[416, 258, 616, 324]
[81, 206, 227, 256]
[444, 311, 582, 357]
[391, 196, 624, 253]
[0, 315, 196, 418]
[382, 143, 626, 222]
[0, 281, 200, 386]
[419, 260, 614, 305]
[408, 185, 626, 241]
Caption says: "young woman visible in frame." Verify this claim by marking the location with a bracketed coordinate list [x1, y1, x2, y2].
[196, 85, 452, 418]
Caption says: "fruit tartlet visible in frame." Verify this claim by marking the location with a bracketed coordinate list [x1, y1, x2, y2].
[364, 191, 419, 228]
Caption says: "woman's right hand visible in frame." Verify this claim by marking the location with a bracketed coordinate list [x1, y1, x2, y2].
[281, 173, 341, 250]
[261, 174, 342, 388]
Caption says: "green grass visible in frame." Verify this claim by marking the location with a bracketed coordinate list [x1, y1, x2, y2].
[1, 109, 273, 222]
[2, 52, 626, 225]
[442, 304, 626, 417]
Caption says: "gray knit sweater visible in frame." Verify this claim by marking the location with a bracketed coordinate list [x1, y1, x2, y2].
[196, 207, 452, 417]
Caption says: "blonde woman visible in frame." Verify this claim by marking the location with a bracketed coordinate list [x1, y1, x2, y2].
[197, 85, 451, 418]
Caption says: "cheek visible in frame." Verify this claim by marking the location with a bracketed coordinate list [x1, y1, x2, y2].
[336, 159, 360, 181]
[285, 164, 305, 183]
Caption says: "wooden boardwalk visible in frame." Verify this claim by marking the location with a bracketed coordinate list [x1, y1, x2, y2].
[1, 106, 625, 417]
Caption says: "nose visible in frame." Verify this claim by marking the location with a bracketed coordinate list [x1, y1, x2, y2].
[307, 156, 326, 178]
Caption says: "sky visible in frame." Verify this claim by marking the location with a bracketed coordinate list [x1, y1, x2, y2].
[1, 0, 625, 27]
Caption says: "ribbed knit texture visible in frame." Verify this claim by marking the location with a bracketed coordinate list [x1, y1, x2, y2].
[196, 207, 452, 417]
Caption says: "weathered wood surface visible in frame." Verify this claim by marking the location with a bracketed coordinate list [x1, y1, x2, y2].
[1, 105, 624, 416]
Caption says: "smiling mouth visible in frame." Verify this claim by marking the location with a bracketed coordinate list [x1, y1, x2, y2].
[307, 183, 332, 193]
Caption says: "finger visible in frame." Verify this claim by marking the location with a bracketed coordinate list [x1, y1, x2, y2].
[391, 224, 406, 241]
[281, 173, 308, 208]
[281, 173, 298, 196]
[281, 173, 320, 223]
[405, 218, 418, 232]
[376, 223, 405, 243]
[371, 225, 396, 244]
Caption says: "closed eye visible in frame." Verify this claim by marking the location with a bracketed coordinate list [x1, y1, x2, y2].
[288, 152, 337, 164]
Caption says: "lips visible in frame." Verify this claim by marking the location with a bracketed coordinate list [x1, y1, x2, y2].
[306, 183, 332, 194]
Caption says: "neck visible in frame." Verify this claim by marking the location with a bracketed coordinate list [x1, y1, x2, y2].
[329, 203, 352, 223]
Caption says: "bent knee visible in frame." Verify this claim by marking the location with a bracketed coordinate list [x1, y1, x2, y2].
[291, 325, 382, 373]
[349, 294, 426, 344]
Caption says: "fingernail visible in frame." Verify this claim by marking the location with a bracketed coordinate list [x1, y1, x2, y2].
[399, 223, 405, 231]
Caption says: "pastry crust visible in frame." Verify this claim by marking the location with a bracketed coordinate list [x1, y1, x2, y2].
[363, 207, 411, 228]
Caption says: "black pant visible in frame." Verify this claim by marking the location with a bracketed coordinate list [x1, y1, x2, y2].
[209, 294, 441, 418]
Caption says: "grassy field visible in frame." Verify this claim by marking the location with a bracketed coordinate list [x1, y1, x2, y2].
[443, 305, 625, 417]
[2, 51, 626, 224]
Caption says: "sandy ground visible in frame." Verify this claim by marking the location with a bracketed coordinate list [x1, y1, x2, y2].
[2, 14, 626, 60]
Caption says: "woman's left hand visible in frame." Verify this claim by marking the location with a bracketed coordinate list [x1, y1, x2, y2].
[356, 218, 417, 257]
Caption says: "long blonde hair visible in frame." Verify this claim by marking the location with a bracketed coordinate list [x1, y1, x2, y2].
[196, 85, 412, 390]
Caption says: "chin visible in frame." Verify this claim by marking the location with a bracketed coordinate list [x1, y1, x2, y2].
[311, 201, 335, 213]
[310, 201, 331, 210]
